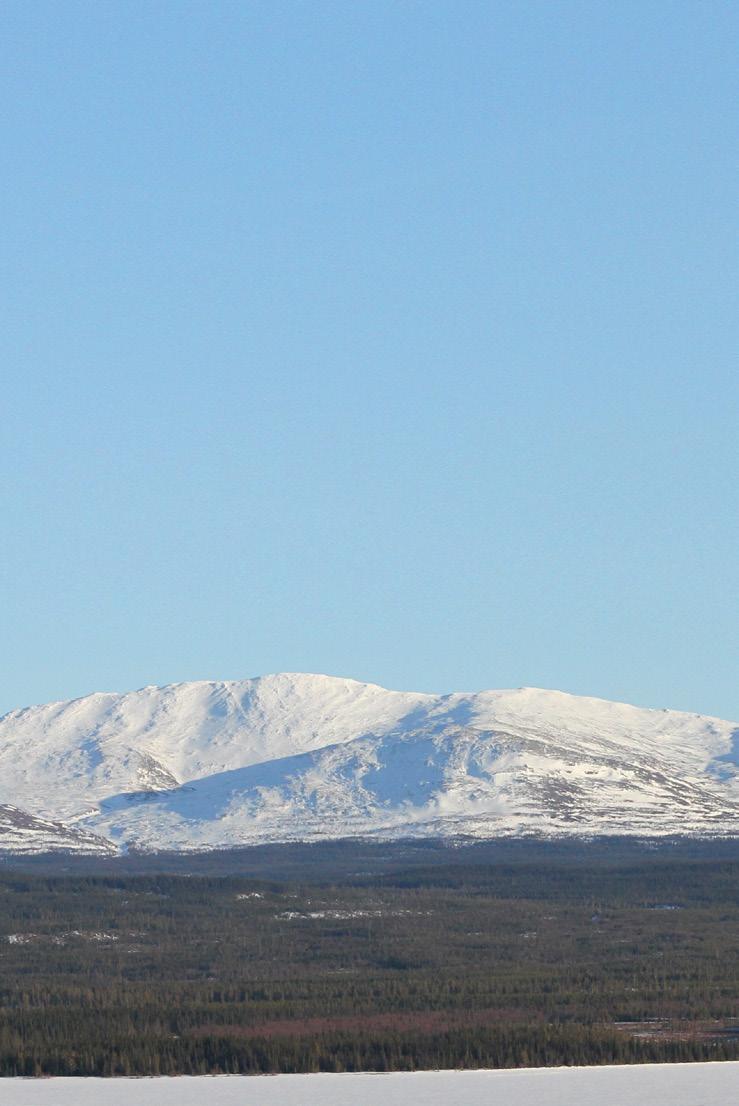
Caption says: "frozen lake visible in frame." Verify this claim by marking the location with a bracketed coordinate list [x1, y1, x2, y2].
[2, 1063, 739, 1105]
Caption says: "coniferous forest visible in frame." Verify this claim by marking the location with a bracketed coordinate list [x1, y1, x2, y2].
[1, 838, 739, 1075]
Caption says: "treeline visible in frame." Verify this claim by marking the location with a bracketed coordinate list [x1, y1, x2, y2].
[9, 835, 739, 880]
[2, 1023, 737, 1077]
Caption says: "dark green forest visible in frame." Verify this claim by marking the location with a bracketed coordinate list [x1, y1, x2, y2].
[1, 838, 739, 1075]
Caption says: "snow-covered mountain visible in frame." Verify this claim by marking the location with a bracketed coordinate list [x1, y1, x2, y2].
[0, 674, 738, 854]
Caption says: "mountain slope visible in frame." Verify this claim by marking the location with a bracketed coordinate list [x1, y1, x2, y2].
[0, 675, 738, 853]
[0, 806, 115, 856]
[0, 674, 429, 821]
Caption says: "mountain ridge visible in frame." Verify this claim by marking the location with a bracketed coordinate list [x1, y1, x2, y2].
[0, 674, 737, 854]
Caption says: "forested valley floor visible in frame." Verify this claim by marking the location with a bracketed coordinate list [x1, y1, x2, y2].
[2, 838, 739, 1076]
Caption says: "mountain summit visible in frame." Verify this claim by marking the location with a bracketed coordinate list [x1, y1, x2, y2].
[1, 674, 738, 854]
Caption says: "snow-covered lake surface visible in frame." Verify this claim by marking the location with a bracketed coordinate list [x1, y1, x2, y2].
[3, 1064, 739, 1105]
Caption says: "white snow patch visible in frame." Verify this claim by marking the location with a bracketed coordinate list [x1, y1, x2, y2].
[2, 1064, 739, 1105]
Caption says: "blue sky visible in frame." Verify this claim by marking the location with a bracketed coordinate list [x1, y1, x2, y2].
[2, 1, 737, 719]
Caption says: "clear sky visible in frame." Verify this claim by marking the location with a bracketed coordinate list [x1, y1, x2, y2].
[1, 1, 737, 720]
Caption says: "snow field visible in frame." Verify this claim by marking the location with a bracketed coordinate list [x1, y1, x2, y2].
[2, 1064, 739, 1105]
